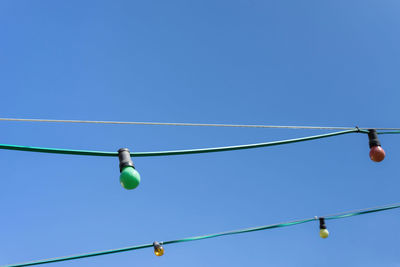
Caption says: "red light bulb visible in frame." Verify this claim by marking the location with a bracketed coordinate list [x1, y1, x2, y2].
[368, 129, 385, 162]
[369, 146, 385, 162]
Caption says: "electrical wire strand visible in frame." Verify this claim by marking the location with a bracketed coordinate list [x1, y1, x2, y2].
[0, 129, 364, 157]
[5, 202, 400, 267]
[375, 130, 400, 134]
[3, 128, 400, 157]
[0, 117, 399, 130]
[0, 128, 399, 157]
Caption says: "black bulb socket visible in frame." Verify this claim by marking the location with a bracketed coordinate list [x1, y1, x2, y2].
[118, 148, 135, 172]
[368, 129, 381, 148]
[153, 241, 162, 249]
[319, 218, 327, 230]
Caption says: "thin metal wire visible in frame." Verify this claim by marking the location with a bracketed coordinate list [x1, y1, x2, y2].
[0, 117, 398, 130]
[4, 202, 400, 267]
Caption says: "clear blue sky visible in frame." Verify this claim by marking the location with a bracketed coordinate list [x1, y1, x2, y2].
[1, 0, 400, 266]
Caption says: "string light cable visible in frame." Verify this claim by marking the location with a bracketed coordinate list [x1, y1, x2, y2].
[1, 128, 398, 157]
[0, 128, 395, 189]
[1, 120, 399, 265]
[1, 117, 400, 130]
[4, 202, 400, 267]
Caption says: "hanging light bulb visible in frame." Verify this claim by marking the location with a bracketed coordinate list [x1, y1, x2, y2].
[319, 218, 329, 239]
[118, 148, 141, 190]
[153, 241, 164, 256]
[368, 129, 385, 162]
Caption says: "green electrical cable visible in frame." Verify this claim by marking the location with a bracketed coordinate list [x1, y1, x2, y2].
[326, 203, 400, 220]
[0, 129, 369, 157]
[4, 203, 400, 267]
[375, 130, 400, 135]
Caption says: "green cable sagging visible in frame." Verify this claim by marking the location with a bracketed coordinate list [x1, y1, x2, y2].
[0, 144, 116, 156]
[0, 129, 396, 158]
[132, 129, 361, 157]
[4, 203, 400, 267]
[0, 129, 363, 157]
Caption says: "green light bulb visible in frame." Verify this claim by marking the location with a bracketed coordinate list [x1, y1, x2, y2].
[120, 166, 141, 190]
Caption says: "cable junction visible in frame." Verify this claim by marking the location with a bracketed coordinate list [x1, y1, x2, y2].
[4, 202, 400, 267]
[0, 117, 399, 130]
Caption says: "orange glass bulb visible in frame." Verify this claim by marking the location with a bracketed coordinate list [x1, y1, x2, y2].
[153, 242, 164, 256]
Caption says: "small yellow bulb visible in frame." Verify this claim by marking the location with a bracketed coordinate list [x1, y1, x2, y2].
[153, 242, 164, 256]
[319, 228, 329, 239]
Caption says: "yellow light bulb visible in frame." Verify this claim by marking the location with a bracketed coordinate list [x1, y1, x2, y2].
[153, 242, 164, 256]
[319, 228, 329, 239]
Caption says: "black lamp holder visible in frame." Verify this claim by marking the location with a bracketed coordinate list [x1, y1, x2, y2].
[118, 148, 135, 172]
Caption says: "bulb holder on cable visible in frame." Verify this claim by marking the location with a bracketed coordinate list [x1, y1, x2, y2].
[368, 129, 385, 162]
[118, 148, 141, 190]
[153, 241, 164, 256]
[319, 218, 329, 239]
